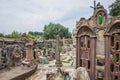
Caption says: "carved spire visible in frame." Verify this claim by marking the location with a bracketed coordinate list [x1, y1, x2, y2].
[96, 2, 104, 9]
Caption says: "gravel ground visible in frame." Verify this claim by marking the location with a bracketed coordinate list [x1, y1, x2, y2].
[27, 50, 76, 80]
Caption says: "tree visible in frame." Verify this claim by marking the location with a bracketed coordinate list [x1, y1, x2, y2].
[28, 31, 43, 36]
[43, 23, 71, 40]
[0, 33, 4, 38]
[109, 0, 120, 16]
[26, 34, 38, 39]
[28, 31, 43, 39]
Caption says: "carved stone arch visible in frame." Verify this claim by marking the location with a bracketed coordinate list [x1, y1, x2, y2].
[94, 9, 107, 27]
[105, 22, 120, 80]
[76, 26, 96, 80]
[94, 9, 107, 17]
[107, 21, 120, 34]
[77, 26, 95, 36]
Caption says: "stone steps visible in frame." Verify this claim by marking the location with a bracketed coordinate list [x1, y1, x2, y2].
[0, 65, 37, 80]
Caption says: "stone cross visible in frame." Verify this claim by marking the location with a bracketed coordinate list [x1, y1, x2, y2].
[55, 35, 62, 67]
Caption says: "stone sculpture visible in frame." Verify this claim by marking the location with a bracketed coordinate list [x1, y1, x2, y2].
[76, 67, 90, 80]
[12, 46, 22, 66]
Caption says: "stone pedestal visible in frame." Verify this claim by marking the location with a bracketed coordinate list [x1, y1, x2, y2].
[25, 43, 33, 61]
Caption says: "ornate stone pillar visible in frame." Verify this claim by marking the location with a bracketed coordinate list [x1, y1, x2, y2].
[55, 35, 62, 67]
[25, 43, 34, 61]
[76, 36, 81, 68]
[90, 36, 96, 80]
[105, 34, 110, 80]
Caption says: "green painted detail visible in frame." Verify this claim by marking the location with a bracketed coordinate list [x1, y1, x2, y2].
[110, 64, 114, 72]
[81, 42, 84, 47]
[115, 54, 119, 62]
[98, 14, 102, 24]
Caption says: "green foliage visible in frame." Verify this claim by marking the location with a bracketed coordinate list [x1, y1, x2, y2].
[4, 31, 21, 38]
[26, 34, 38, 39]
[42, 46, 49, 50]
[0, 33, 4, 38]
[109, 0, 120, 16]
[43, 23, 72, 40]
[28, 31, 43, 36]
[28, 31, 42, 39]
[0, 31, 39, 39]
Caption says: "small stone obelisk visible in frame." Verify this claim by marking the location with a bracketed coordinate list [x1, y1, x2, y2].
[55, 35, 62, 67]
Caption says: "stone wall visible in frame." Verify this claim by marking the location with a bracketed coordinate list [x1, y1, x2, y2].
[0, 38, 43, 70]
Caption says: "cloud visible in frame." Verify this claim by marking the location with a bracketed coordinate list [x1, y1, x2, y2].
[0, 0, 115, 34]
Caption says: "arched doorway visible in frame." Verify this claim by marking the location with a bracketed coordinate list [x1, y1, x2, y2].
[76, 26, 96, 80]
[105, 22, 120, 80]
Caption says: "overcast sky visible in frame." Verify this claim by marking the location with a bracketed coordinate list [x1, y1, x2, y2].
[0, 0, 115, 34]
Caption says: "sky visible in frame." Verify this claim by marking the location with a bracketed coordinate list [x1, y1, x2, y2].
[0, 0, 115, 34]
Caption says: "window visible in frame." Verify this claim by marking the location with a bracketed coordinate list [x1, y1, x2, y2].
[81, 41, 84, 47]
[87, 40, 90, 48]
[88, 60, 90, 69]
[115, 76, 118, 80]
[98, 13, 102, 25]
[115, 42, 119, 50]
[80, 59, 82, 66]
[115, 54, 119, 62]
[111, 36, 114, 46]
[110, 64, 114, 72]
[81, 37, 84, 47]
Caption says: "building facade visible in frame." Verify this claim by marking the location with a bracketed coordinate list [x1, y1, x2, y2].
[76, 2, 120, 80]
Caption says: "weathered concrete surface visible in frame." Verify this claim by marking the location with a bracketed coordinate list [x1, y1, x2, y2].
[27, 49, 76, 80]
[0, 65, 37, 80]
